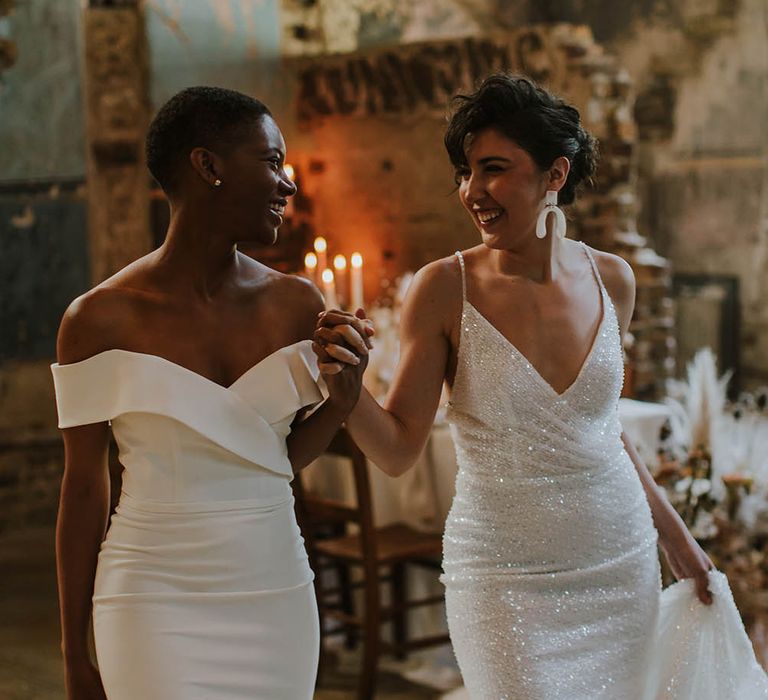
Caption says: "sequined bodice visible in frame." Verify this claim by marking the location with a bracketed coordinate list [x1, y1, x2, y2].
[446, 243, 627, 474]
[443, 245, 658, 577]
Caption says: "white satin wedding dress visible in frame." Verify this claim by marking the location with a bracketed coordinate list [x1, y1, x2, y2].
[52, 340, 323, 699]
[442, 245, 768, 699]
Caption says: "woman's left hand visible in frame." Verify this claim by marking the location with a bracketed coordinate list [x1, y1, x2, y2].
[314, 308, 374, 375]
[660, 525, 714, 605]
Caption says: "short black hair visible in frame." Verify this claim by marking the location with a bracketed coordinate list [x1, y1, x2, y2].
[444, 74, 598, 205]
[145, 86, 272, 194]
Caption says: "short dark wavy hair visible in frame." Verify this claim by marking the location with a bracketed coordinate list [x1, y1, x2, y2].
[444, 74, 598, 205]
[145, 86, 271, 194]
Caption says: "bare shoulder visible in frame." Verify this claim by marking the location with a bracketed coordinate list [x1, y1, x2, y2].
[411, 253, 463, 299]
[585, 246, 636, 334]
[273, 269, 325, 330]
[399, 253, 463, 336]
[240, 255, 324, 339]
[57, 256, 155, 364]
[588, 246, 635, 305]
[57, 286, 138, 365]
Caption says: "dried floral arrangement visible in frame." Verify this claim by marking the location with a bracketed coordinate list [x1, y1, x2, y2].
[656, 349, 768, 626]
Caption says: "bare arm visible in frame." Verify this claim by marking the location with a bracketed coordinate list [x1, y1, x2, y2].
[57, 425, 111, 666]
[286, 384, 364, 473]
[285, 280, 369, 473]
[598, 249, 713, 603]
[55, 299, 110, 699]
[315, 260, 458, 476]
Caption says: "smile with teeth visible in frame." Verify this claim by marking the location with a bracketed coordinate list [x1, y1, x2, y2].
[269, 202, 286, 217]
[476, 209, 503, 225]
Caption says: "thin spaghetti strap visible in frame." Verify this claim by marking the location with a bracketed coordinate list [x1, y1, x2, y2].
[455, 250, 467, 301]
[580, 241, 607, 295]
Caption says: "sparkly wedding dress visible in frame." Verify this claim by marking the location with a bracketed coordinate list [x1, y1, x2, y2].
[52, 340, 323, 699]
[442, 245, 768, 699]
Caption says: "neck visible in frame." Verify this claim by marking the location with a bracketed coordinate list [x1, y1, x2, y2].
[156, 200, 241, 299]
[490, 234, 567, 282]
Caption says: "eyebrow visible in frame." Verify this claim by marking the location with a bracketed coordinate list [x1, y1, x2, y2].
[476, 156, 511, 164]
[260, 148, 285, 159]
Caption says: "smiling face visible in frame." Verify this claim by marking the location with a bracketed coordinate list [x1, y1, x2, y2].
[214, 114, 297, 246]
[456, 128, 549, 250]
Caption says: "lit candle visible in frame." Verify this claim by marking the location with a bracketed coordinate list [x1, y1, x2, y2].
[314, 237, 328, 274]
[304, 251, 318, 284]
[321, 268, 337, 310]
[333, 254, 347, 309]
[350, 252, 364, 310]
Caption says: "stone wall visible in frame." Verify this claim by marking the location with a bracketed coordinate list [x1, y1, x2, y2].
[284, 26, 676, 398]
[279, 0, 768, 388]
[1, 0, 765, 532]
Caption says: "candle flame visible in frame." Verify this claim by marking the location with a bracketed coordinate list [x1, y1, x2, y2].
[321, 269, 334, 284]
[314, 237, 327, 253]
[304, 252, 317, 269]
[351, 252, 363, 268]
[284, 163, 295, 181]
[333, 254, 347, 270]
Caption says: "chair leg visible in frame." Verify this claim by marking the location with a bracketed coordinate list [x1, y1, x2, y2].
[357, 568, 380, 700]
[336, 562, 358, 649]
[391, 563, 408, 660]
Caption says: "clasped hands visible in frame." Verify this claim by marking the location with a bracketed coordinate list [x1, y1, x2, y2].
[313, 309, 375, 410]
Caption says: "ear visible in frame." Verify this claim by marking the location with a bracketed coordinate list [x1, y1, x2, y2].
[547, 156, 570, 192]
[189, 147, 223, 187]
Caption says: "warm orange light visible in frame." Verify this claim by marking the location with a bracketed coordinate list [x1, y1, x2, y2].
[284, 163, 295, 181]
[333, 254, 347, 271]
[321, 269, 334, 284]
[304, 252, 317, 269]
[351, 252, 363, 268]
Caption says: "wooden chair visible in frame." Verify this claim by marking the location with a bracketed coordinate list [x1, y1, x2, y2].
[292, 428, 450, 700]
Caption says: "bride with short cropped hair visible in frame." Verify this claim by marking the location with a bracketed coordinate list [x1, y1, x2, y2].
[53, 86, 367, 700]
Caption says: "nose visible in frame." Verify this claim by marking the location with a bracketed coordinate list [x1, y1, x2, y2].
[462, 171, 487, 207]
[280, 171, 298, 198]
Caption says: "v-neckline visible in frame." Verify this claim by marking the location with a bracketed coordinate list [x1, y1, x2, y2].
[54, 339, 311, 393]
[461, 246, 607, 399]
[464, 301, 605, 399]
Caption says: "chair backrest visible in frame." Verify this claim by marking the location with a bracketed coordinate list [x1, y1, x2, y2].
[293, 428, 377, 559]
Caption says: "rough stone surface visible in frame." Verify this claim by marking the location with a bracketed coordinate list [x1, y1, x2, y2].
[281, 0, 767, 390]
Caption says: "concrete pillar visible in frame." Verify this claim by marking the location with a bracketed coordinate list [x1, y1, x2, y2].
[82, 0, 152, 284]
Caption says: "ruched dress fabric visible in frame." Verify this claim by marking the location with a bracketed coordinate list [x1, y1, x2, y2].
[51, 340, 323, 700]
[442, 246, 768, 699]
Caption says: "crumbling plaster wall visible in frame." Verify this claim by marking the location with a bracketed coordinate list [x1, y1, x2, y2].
[0, 0, 288, 532]
[0, 0, 88, 531]
[280, 0, 768, 385]
[1, 0, 765, 532]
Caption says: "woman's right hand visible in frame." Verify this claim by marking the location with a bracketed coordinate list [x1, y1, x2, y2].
[65, 660, 107, 700]
[314, 308, 374, 375]
[313, 308, 374, 415]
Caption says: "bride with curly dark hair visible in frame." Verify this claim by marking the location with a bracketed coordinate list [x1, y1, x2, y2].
[314, 74, 768, 699]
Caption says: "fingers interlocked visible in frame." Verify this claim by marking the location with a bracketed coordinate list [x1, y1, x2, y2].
[313, 308, 374, 376]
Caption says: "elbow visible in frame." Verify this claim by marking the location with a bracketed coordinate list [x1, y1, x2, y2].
[373, 450, 419, 478]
